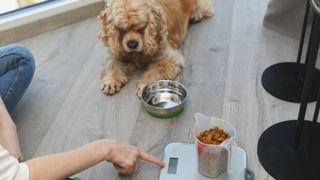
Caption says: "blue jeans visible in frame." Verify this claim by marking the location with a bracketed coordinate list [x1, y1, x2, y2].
[0, 44, 35, 113]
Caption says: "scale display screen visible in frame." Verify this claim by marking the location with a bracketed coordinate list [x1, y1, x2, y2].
[167, 157, 179, 174]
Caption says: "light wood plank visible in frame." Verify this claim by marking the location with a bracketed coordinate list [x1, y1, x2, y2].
[13, 17, 104, 159]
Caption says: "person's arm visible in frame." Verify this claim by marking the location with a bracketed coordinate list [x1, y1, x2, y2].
[0, 97, 23, 161]
[27, 139, 165, 180]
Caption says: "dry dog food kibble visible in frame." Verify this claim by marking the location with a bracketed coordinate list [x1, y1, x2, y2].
[197, 127, 229, 145]
[196, 127, 230, 177]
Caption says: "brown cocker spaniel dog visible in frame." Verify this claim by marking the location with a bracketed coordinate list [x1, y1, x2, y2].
[98, 0, 213, 95]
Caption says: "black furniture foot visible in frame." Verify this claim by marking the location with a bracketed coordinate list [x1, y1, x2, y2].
[261, 62, 320, 102]
[257, 120, 320, 180]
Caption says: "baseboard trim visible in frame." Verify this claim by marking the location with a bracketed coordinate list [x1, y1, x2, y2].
[0, 0, 104, 46]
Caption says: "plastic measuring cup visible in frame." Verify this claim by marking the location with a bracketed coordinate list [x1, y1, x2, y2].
[194, 113, 236, 177]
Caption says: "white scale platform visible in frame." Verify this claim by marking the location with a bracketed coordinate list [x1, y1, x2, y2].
[160, 143, 250, 180]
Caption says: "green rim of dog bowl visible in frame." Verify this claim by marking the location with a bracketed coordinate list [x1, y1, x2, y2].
[144, 107, 184, 119]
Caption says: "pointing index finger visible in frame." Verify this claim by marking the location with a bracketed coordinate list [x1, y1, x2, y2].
[139, 150, 165, 167]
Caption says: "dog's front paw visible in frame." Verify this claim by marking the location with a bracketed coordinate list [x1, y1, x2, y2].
[101, 78, 124, 95]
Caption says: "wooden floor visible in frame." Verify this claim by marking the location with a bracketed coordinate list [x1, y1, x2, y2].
[11, 0, 320, 179]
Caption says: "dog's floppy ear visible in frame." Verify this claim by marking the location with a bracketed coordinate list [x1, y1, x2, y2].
[143, 1, 168, 56]
[98, 1, 123, 60]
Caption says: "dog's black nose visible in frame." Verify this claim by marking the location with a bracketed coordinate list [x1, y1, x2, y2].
[127, 40, 138, 49]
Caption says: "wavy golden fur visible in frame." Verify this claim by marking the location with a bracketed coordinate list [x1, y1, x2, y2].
[99, 0, 213, 95]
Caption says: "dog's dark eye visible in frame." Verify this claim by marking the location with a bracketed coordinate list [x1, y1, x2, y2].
[138, 27, 145, 34]
[116, 27, 125, 34]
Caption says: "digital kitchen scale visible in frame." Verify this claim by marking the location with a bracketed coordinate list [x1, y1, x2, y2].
[160, 143, 253, 180]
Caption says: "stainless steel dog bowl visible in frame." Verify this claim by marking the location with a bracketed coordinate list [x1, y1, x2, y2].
[140, 80, 188, 118]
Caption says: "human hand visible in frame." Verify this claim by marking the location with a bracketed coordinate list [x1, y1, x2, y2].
[104, 140, 165, 175]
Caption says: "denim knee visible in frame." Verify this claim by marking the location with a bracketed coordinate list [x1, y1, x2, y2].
[0, 44, 36, 112]
[10, 44, 35, 80]
[10, 44, 35, 68]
